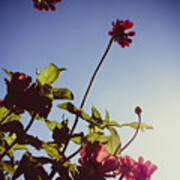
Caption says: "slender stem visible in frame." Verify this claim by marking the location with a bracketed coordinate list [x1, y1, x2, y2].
[113, 142, 121, 156]
[0, 113, 36, 160]
[121, 114, 141, 152]
[64, 146, 82, 162]
[49, 169, 56, 179]
[62, 37, 114, 154]
[119, 174, 124, 180]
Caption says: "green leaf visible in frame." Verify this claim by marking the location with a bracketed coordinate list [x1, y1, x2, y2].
[4, 134, 27, 151]
[87, 133, 110, 143]
[44, 120, 61, 131]
[92, 105, 101, 120]
[57, 102, 78, 114]
[105, 110, 110, 122]
[42, 143, 63, 160]
[2, 68, 13, 78]
[0, 107, 21, 124]
[106, 128, 121, 156]
[37, 63, 66, 85]
[63, 162, 76, 176]
[52, 87, 74, 100]
[39, 84, 54, 100]
[119, 122, 153, 131]
[71, 136, 82, 145]
[0, 161, 15, 176]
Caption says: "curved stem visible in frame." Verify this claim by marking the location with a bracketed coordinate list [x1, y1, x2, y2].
[62, 37, 114, 154]
[121, 114, 141, 152]
[0, 113, 36, 160]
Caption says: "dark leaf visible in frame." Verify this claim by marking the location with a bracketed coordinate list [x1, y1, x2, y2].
[52, 87, 74, 100]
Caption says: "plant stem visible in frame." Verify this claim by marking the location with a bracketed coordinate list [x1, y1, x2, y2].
[0, 113, 36, 160]
[119, 174, 124, 180]
[120, 113, 141, 152]
[62, 37, 114, 154]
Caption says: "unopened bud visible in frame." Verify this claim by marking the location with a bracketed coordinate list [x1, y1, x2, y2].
[135, 106, 142, 115]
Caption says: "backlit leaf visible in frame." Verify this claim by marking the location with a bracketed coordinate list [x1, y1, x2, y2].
[42, 143, 63, 160]
[2, 68, 13, 78]
[87, 133, 110, 143]
[119, 122, 153, 131]
[92, 105, 101, 120]
[0, 161, 15, 176]
[106, 128, 121, 156]
[57, 102, 78, 114]
[37, 63, 66, 85]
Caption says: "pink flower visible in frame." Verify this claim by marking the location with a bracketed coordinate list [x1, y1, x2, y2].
[132, 156, 158, 180]
[78, 142, 120, 179]
[108, 19, 136, 48]
[117, 156, 158, 180]
[33, 0, 62, 11]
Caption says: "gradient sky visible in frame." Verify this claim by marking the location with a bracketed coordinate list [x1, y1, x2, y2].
[1, 0, 180, 179]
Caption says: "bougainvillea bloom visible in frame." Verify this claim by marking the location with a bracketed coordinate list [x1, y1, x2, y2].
[108, 19, 135, 48]
[78, 142, 120, 179]
[33, 0, 62, 11]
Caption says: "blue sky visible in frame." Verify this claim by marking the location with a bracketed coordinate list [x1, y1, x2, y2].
[1, 0, 180, 179]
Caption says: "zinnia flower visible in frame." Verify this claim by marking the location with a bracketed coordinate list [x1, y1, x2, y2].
[108, 19, 135, 48]
[33, 0, 62, 11]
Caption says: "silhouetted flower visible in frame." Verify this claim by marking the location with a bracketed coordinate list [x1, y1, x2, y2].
[108, 19, 135, 48]
[78, 142, 120, 179]
[33, 0, 62, 11]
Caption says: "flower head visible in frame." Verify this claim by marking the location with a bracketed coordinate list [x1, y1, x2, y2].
[33, 0, 62, 11]
[132, 156, 158, 180]
[117, 156, 158, 180]
[108, 19, 135, 48]
[78, 142, 120, 179]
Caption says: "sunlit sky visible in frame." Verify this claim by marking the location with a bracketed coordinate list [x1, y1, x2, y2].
[1, 0, 180, 179]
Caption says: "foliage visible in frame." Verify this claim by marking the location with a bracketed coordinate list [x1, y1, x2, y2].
[0, 1, 158, 180]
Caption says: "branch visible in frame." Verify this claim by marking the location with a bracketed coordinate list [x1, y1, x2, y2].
[62, 37, 114, 154]
[0, 113, 36, 160]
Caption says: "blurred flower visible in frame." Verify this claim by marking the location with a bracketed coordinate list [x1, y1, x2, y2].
[108, 19, 135, 48]
[33, 0, 62, 11]
[78, 142, 120, 179]
[117, 156, 158, 180]
[132, 156, 158, 180]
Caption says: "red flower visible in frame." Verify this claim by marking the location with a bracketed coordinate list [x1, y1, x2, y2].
[78, 142, 120, 179]
[33, 0, 62, 11]
[132, 156, 158, 180]
[108, 19, 136, 48]
[117, 156, 136, 179]
[117, 156, 158, 180]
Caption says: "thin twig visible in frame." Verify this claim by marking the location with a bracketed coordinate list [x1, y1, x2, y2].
[120, 114, 141, 152]
[0, 113, 36, 160]
[62, 37, 114, 154]
[119, 174, 124, 180]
